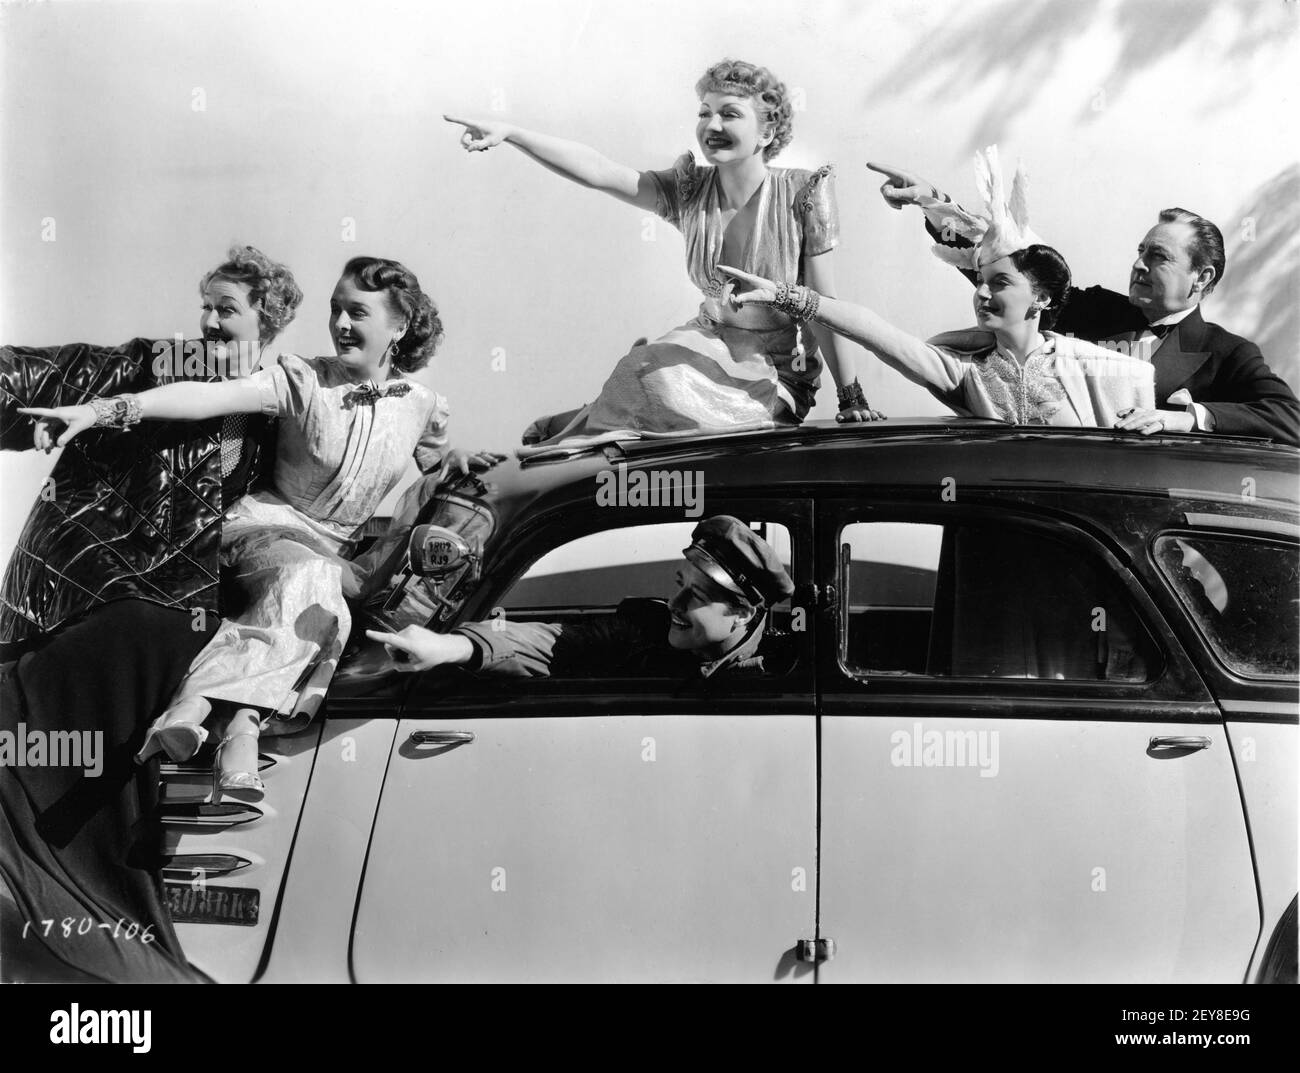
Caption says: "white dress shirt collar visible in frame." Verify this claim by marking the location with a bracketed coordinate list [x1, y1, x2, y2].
[1148, 305, 1198, 330]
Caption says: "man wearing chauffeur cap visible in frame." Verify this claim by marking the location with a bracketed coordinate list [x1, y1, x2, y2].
[367, 516, 796, 679]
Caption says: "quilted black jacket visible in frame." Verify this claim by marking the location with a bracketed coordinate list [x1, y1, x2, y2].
[0, 338, 275, 646]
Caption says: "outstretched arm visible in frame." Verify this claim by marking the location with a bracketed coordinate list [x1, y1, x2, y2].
[719, 265, 967, 404]
[445, 115, 661, 211]
[367, 603, 644, 679]
[2, 339, 159, 451]
[866, 161, 980, 284]
[866, 160, 948, 210]
[18, 378, 262, 449]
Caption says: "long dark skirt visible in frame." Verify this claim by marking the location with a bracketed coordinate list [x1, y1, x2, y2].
[0, 599, 217, 982]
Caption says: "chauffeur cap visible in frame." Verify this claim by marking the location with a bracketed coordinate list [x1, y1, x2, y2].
[683, 516, 795, 607]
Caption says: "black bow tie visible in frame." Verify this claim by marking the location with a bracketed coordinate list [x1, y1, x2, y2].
[1146, 321, 1177, 340]
[343, 380, 412, 408]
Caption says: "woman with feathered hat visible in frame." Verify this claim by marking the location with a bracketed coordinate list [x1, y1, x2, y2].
[721, 146, 1154, 426]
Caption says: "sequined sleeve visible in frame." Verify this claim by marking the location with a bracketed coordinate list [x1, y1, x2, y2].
[413, 391, 451, 474]
[250, 353, 318, 418]
[648, 151, 701, 229]
[799, 165, 839, 256]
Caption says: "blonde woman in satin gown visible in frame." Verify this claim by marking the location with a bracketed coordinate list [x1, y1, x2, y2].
[446, 58, 883, 452]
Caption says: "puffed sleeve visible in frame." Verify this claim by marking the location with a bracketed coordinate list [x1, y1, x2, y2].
[799, 165, 840, 256]
[248, 353, 319, 418]
[648, 151, 702, 229]
[413, 391, 451, 474]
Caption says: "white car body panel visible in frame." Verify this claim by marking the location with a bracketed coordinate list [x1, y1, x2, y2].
[168, 725, 321, 983]
[819, 716, 1259, 982]
[350, 714, 817, 983]
[257, 717, 396, 983]
[1226, 717, 1298, 980]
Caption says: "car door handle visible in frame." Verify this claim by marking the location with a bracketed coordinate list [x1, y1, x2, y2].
[1148, 735, 1211, 751]
[408, 729, 475, 746]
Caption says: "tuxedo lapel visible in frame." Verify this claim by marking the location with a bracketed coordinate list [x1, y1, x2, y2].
[1153, 308, 1212, 402]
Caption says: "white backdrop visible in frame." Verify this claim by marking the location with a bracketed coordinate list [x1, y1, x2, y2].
[2, 0, 1296, 566]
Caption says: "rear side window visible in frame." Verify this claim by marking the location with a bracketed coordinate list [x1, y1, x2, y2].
[1154, 534, 1299, 679]
[841, 520, 1158, 682]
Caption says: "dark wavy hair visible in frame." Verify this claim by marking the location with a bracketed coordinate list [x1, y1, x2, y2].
[201, 245, 303, 344]
[341, 256, 444, 373]
[1158, 207, 1226, 294]
[1010, 244, 1072, 331]
[695, 58, 794, 161]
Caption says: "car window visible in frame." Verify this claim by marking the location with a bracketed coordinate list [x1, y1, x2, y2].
[487, 518, 798, 680]
[841, 520, 1156, 682]
[1154, 534, 1299, 679]
[502, 521, 793, 612]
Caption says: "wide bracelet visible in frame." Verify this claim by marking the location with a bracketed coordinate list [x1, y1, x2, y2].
[90, 394, 142, 429]
[837, 378, 868, 409]
[772, 281, 822, 322]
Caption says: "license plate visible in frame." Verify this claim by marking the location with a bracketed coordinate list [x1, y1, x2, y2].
[165, 883, 260, 926]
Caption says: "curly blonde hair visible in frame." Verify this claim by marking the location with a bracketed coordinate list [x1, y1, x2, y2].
[201, 245, 303, 344]
[695, 58, 794, 161]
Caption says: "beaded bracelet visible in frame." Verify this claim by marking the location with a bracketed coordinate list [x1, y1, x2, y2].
[803, 287, 821, 322]
[90, 394, 142, 429]
[836, 379, 868, 410]
[772, 282, 823, 322]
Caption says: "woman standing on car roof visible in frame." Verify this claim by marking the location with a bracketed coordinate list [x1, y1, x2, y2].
[446, 57, 883, 452]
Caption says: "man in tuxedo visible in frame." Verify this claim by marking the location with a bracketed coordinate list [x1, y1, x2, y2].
[866, 163, 1299, 446]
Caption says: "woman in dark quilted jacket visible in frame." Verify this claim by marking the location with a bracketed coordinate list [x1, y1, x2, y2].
[0, 245, 302, 982]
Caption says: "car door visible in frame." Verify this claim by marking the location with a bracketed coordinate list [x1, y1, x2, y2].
[1146, 508, 1299, 982]
[814, 496, 1260, 983]
[349, 500, 818, 982]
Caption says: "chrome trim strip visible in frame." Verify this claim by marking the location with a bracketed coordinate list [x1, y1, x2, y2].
[1220, 699, 1299, 716]
[1182, 513, 1300, 538]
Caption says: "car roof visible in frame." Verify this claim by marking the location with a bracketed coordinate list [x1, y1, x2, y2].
[473, 418, 1300, 531]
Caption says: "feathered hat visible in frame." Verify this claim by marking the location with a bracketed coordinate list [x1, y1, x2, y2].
[919, 144, 1046, 270]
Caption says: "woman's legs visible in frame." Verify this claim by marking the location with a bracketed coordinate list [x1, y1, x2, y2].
[133, 696, 211, 763]
[147, 527, 351, 784]
[214, 707, 265, 802]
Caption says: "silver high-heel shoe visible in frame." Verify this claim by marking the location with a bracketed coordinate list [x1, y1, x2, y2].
[212, 730, 265, 804]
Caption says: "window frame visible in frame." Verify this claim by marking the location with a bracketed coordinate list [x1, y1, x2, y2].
[1150, 528, 1300, 684]
[400, 495, 816, 711]
[816, 498, 1210, 706]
